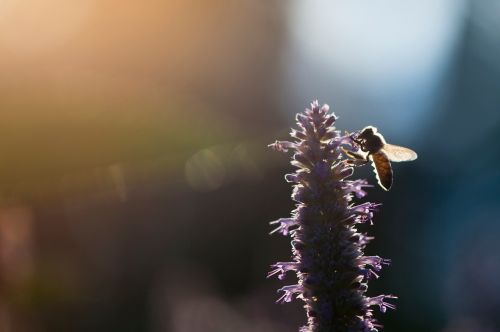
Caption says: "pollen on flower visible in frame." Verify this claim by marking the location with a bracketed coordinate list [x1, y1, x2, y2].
[268, 101, 395, 331]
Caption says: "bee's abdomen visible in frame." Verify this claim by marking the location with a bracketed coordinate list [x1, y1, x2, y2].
[370, 151, 393, 191]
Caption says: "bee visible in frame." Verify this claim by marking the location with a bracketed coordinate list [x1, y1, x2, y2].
[344, 126, 417, 191]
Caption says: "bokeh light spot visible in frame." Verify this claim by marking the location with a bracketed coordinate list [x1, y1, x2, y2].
[185, 149, 226, 192]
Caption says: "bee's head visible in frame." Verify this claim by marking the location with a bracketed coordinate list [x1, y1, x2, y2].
[357, 126, 377, 140]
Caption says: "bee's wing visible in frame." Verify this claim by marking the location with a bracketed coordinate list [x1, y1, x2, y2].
[382, 144, 417, 162]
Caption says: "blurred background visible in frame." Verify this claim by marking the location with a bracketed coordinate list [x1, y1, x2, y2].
[0, 0, 499, 331]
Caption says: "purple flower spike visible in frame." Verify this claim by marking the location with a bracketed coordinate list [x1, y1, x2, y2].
[268, 101, 396, 331]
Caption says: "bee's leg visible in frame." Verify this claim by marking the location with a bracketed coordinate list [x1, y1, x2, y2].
[342, 147, 366, 160]
[341, 147, 369, 166]
[345, 159, 369, 166]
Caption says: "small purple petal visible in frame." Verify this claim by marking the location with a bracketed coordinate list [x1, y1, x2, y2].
[276, 284, 303, 303]
[357, 256, 391, 272]
[358, 233, 375, 247]
[349, 202, 381, 224]
[268, 261, 299, 280]
[269, 218, 298, 236]
[268, 140, 296, 152]
[323, 114, 336, 128]
[320, 103, 330, 114]
[296, 114, 314, 132]
[332, 134, 356, 147]
[366, 295, 398, 313]
[293, 153, 312, 168]
[290, 128, 307, 140]
[305, 100, 320, 114]
[284, 173, 300, 183]
[361, 268, 380, 280]
[344, 179, 373, 198]
[339, 166, 354, 179]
